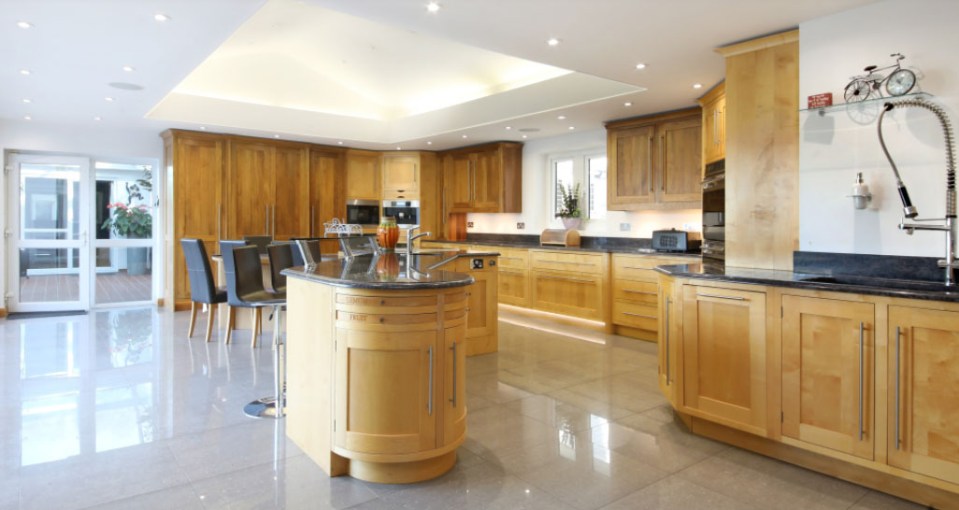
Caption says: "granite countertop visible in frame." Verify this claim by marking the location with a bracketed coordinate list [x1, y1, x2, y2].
[281, 250, 497, 290]
[656, 262, 959, 303]
[423, 239, 702, 257]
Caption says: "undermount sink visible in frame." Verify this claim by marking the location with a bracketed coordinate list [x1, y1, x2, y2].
[797, 275, 957, 293]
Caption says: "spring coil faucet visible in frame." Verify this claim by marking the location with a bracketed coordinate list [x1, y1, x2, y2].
[878, 98, 958, 285]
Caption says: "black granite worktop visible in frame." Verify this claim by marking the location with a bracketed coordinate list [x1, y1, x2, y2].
[656, 261, 959, 303]
[424, 234, 701, 257]
[281, 250, 497, 290]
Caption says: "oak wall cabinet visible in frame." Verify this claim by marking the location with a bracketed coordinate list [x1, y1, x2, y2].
[698, 81, 726, 165]
[605, 108, 702, 211]
[442, 142, 522, 214]
[382, 153, 420, 200]
[345, 149, 381, 200]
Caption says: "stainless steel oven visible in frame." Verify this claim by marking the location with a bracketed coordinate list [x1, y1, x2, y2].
[345, 199, 380, 227]
[383, 200, 420, 226]
[702, 159, 725, 262]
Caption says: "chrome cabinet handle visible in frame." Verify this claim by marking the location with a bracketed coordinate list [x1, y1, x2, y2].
[622, 311, 656, 319]
[428, 345, 434, 416]
[665, 297, 671, 385]
[449, 341, 458, 407]
[859, 321, 866, 441]
[697, 293, 746, 301]
[895, 326, 901, 450]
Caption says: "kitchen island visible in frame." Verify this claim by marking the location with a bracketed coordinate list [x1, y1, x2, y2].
[281, 251, 492, 483]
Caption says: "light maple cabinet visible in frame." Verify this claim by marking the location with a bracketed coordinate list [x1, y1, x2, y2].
[658, 275, 680, 404]
[887, 306, 959, 486]
[345, 149, 381, 200]
[681, 284, 767, 436]
[782, 295, 875, 460]
[442, 142, 522, 213]
[162, 130, 226, 305]
[698, 81, 726, 165]
[449, 254, 498, 356]
[471, 244, 529, 308]
[530, 250, 607, 321]
[382, 153, 420, 199]
[226, 139, 310, 241]
[611, 254, 691, 341]
[606, 109, 702, 211]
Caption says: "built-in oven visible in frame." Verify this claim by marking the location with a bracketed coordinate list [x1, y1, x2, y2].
[345, 199, 380, 227]
[702, 159, 725, 262]
[382, 199, 420, 226]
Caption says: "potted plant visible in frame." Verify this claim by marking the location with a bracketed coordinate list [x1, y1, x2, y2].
[102, 169, 154, 275]
[555, 182, 583, 230]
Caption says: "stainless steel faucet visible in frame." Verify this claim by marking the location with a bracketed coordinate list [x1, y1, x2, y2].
[406, 225, 431, 255]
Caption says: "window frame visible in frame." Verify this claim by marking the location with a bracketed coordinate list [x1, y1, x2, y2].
[548, 148, 607, 220]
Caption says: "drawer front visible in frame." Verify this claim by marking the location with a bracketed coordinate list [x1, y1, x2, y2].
[612, 254, 693, 281]
[612, 279, 658, 305]
[498, 268, 529, 307]
[531, 271, 604, 320]
[474, 245, 528, 270]
[530, 250, 604, 275]
[612, 301, 658, 330]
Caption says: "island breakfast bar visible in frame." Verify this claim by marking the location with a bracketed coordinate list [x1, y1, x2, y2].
[281, 253, 478, 483]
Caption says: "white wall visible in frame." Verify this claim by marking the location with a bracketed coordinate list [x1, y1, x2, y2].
[468, 128, 702, 237]
[0, 119, 164, 308]
[799, 0, 959, 257]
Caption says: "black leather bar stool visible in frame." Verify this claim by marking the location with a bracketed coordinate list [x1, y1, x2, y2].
[218, 240, 249, 344]
[180, 238, 228, 343]
[267, 243, 295, 294]
[243, 235, 272, 255]
[294, 239, 322, 266]
[224, 245, 288, 419]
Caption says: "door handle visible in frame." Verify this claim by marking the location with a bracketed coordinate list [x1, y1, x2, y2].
[665, 297, 671, 385]
[449, 341, 458, 407]
[697, 292, 746, 301]
[427, 345, 434, 416]
[895, 326, 902, 450]
[859, 321, 865, 441]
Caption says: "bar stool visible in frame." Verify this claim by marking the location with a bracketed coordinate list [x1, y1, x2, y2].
[180, 238, 228, 343]
[218, 240, 249, 344]
[224, 245, 288, 419]
[294, 239, 322, 267]
[267, 243, 295, 294]
[243, 235, 273, 255]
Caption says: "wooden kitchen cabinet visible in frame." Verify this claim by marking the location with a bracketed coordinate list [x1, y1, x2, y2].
[530, 250, 608, 321]
[451, 254, 499, 356]
[611, 254, 691, 341]
[442, 142, 522, 213]
[345, 149, 381, 200]
[658, 275, 680, 405]
[698, 81, 726, 165]
[162, 130, 226, 306]
[476, 245, 529, 308]
[382, 153, 420, 199]
[782, 295, 875, 460]
[226, 139, 310, 241]
[887, 305, 959, 485]
[682, 283, 767, 436]
[606, 109, 702, 210]
[310, 147, 345, 254]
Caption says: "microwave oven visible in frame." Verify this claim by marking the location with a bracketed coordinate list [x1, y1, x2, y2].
[345, 199, 380, 226]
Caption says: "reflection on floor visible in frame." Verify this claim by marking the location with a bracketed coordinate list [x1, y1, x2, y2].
[0, 307, 924, 509]
[17, 271, 151, 304]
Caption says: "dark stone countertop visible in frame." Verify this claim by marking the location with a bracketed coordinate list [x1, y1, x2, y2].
[423, 239, 702, 258]
[656, 262, 959, 303]
[281, 250, 499, 290]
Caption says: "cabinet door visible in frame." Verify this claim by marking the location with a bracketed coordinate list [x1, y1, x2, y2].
[703, 95, 726, 164]
[531, 270, 604, 320]
[888, 306, 959, 485]
[228, 141, 273, 238]
[443, 325, 467, 445]
[272, 144, 309, 241]
[471, 148, 501, 212]
[608, 125, 655, 209]
[456, 256, 498, 355]
[446, 154, 473, 211]
[782, 295, 875, 460]
[383, 155, 419, 198]
[682, 285, 767, 435]
[345, 151, 381, 199]
[333, 327, 437, 455]
[658, 278, 679, 404]
[498, 267, 529, 307]
[658, 118, 702, 204]
[310, 150, 343, 253]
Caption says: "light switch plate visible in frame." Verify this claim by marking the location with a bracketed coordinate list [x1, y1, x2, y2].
[619, 223, 631, 232]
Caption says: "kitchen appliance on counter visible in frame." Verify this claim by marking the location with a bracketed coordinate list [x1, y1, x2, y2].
[346, 199, 380, 227]
[382, 199, 420, 226]
[540, 229, 581, 247]
[702, 159, 725, 262]
[651, 229, 701, 253]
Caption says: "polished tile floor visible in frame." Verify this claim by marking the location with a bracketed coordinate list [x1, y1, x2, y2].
[0, 306, 927, 510]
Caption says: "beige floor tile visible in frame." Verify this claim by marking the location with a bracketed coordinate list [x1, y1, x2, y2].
[593, 415, 728, 473]
[599, 476, 762, 510]
[562, 377, 668, 414]
[466, 371, 535, 404]
[847, 491, 931, 510]
[465, 405, 561, 457]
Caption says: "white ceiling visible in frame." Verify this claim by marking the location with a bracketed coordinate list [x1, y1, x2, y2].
[1, 0, 877, 151]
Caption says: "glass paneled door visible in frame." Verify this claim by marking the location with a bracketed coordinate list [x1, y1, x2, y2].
[7, 155, 91, 312]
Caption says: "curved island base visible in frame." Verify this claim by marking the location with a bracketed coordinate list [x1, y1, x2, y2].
[282, 253, 472, 484]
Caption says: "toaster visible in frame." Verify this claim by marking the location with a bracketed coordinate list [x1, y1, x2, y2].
[651, 229, 702, 253]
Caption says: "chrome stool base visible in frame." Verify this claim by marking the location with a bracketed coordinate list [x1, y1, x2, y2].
[244, 397, 281, 419]
[245, 305, 286, 420]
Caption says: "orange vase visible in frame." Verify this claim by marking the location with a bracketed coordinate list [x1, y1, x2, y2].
[376, 252, 401, 281]
[376, 216, 399, 250]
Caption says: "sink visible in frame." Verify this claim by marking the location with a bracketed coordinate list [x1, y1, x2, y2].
[797, 275, 956, 293]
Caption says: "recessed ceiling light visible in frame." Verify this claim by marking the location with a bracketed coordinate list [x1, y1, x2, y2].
[273, 134, 280, 139]
[426, 141, 432, 145]
[108, 82, 143, 91]
[522, 135, 528, 139]
[568, 126, 575, 130]
[199, 126, 207, 130]
[94, 116, 102, 121]
[624, 101, 633, 107]
[19, 69, 30, 76]
[547, 37, 561, 47]
[21, 98, 31, 104]
[122, 65, 135, 72]
[692, 83, 703, 89]
[23, 115, 31, 121]
[105, 97, 114, 102]
[337, 141, 344, 145]
[635, 63, 647, 70]
[16, 21, 33, 29]
[426, 2, 440, 13]
[557, 115, 566, 120]
[154, 13, 170, 22]
[462, 135, 468, 139]
[396, 146, 402, 150]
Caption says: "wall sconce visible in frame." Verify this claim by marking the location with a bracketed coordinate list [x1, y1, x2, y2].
[848, 172, 873, 210]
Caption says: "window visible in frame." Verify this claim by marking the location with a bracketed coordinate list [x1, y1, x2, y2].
[550, 151, 607, 220]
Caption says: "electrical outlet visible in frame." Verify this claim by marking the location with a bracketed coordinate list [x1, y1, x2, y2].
[619, 222, 631, 232]
[467, 221, 474, 228]
[517, 222, 525, 230]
